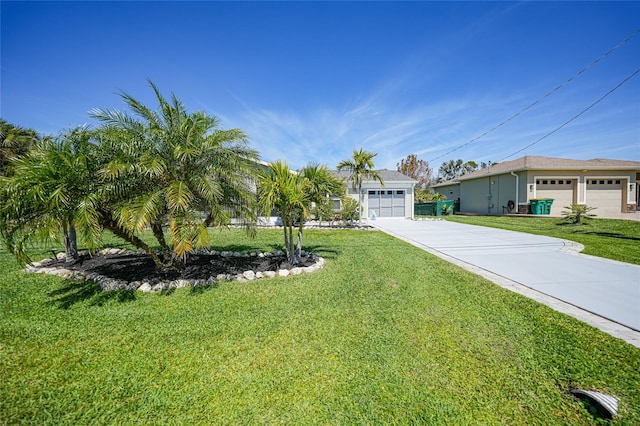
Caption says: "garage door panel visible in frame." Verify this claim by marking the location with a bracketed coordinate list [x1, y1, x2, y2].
[587, 180, 622, 215]
[535, 179, 576, 215]
[368, 190, 406, 218]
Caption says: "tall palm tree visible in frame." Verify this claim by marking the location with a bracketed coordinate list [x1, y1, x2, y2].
[91, 80, 259, 268]
[296, 163, 346, 254]
[257, 161, 308, 265]
[336, 148, 384, 223]
[0, 126, 103, 264]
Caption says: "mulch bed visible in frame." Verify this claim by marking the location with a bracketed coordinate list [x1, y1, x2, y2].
[47, 252, 317, 283]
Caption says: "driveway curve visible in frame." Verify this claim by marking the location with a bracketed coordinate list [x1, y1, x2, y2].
[372, 219, 640, 346]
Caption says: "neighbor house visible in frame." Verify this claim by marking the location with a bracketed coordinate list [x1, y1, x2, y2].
[332, 169, 417, 219]
[432, 156, 640, 218]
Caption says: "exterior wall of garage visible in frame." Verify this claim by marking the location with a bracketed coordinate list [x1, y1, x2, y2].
[435, 183, 460, 201]
[436, 169, 637, 218]
[526, 170, 636, 215]
[341, 179, 416, 219]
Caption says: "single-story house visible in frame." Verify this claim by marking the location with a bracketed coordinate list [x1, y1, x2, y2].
[432, 156, 640, 218]
[332, 169, 417, 219]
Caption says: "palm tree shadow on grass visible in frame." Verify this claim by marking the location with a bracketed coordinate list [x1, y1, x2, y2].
[48, 280, 136, 309]
[583, 231, 640, 242]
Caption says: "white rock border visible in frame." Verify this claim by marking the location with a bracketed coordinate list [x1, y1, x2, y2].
[25, 248, 325, 293]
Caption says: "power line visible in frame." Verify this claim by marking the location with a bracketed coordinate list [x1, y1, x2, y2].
[428, 27, 640, 164]
[497, 67, 640, 162]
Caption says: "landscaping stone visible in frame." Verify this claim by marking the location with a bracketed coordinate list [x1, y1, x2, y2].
[24, 248, 325, 292]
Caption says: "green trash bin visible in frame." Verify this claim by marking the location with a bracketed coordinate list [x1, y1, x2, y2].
[436, 200, 454, 216]
[530, 199, 544, 215]
[414, 203, 436, 216]
[543, 199, 554, 215]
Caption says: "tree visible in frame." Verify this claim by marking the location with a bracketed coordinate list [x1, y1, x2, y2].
[414, 188, 446, 203]
[90, 80, 259, 268]
[336, 148, 384, 223]
[0, 126, 103, 265]
[438, 159, 477, 181]
[0, 118, 40, 176]
[397, 154, 432, 190]
[297, 163, 345, 249]
[257, 161, 308, 265]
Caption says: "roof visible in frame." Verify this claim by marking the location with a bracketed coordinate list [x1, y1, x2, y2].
[330, 169, 417, 183]
[433, 156, 640, 186]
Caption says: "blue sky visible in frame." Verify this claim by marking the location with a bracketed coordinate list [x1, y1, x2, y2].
[2, 1, 639, 172]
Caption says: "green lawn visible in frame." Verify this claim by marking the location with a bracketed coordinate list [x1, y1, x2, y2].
[444, 215, 640, 265]
[1, 228, 639, 424]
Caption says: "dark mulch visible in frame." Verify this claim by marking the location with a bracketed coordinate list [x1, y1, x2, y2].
[49, 252, 316, 283]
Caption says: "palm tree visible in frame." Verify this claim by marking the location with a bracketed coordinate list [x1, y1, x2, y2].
[438, 159, 477, 181]
[336, 148, 384, 223]
[91, 80, 259, 268]
[0, 126, 103, 264]
[257, 161, 308, 265]
[296, 163, 346, 254]
[0, 118, 40, 176]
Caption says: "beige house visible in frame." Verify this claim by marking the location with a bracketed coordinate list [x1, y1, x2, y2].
[432, 156, 640, 218]
[332, 169, 417, 219]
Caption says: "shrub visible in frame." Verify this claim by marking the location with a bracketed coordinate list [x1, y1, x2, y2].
[340, 197, 359, 224]
[562, 204, 597, 224]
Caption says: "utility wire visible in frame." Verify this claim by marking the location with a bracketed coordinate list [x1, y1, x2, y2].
[428, 27, 640, 164]
[497, 67, 640, 162]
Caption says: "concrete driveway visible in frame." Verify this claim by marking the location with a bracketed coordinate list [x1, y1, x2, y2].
[371, 218, 640, 347]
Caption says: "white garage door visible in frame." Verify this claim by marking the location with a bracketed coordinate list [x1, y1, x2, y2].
[586, 179, 623, 216]
[535, 179, 576, 215]
[368, 190, 406, 218]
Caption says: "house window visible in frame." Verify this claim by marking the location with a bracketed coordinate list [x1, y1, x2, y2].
[607, 180, 613, 185]
[599, 180, 605, 185]
[397, 190, 404, 195]
[368, 190, 376, 195]
[557, 180, 563, 184]
[550, 180, 556, 184]
[332, 199, 341, 210]
[615, 180, 621, 184]
[536, 180, 540, 185]
[387, 191, 393, 195]
[542, 180, 548, 184]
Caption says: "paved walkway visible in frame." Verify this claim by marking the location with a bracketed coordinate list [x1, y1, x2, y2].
[371, 218, 640, 348]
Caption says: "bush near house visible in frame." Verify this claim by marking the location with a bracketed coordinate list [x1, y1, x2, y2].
[562, 204, 597, 224]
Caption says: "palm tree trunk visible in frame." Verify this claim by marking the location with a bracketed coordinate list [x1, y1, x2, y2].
[151, 221, 171, 261]
[358, 186, 363, 225]
[295, 215, 303, 264]
[63, 224, 78, 262]
[102, 215, 165, 268]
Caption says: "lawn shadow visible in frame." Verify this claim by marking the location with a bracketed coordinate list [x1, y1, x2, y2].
[210, 244, 264, 253]
[262, 242, 340, 259]
[583, 231, 640, 242]
[48, 280, 136, 309]
[303, 244, 340, 259]
[189, 282, 220, 296]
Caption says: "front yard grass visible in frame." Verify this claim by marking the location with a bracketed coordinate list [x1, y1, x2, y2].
[445, 215, 640, 265]
[1, 228, 639, 424]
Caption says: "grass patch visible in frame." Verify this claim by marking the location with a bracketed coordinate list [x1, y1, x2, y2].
[1, 228, 639, 424]
[445, 215, 640, 265]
